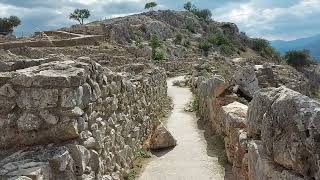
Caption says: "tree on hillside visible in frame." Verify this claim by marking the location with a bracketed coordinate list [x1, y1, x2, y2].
[69, 9, 90, 25]
[285, 49, 312, 67]
[0, 16, 21, 34]
[145, 2, 157, 11]
[184, 2, 192, 11]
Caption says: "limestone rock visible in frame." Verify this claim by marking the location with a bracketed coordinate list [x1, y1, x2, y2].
[149, 123, 176, 150]
[234, 66, 259, 98]
[248, 86, 320, 179]
[248, 140, 304, 180]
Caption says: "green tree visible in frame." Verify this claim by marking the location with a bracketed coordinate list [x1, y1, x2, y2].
[69, 9, 90, 25]
[174, 33, 183, 44]
[285, 49, 311, 67]
[0, 16, 21, 34]
[184, 2, 192, 11]
[145, 2, 157, 11]
[149, 34, 162, 60]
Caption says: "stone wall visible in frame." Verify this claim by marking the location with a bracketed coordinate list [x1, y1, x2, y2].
[192, 74, 320, 180]
[0, 57, 167, 179]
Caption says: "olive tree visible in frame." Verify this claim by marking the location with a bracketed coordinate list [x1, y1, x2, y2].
[145, 2, 157, 11]
[0, 16, 21, 34]
[69, 9, 90, 25]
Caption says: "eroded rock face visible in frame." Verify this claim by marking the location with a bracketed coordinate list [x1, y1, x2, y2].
[149, 123, 177, 150]
[0, 57, 168, 179]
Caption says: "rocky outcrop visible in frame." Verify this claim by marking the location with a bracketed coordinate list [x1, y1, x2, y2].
[0, 57, 168, 179]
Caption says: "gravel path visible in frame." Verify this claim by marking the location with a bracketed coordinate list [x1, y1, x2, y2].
[139, 76, 232, 180]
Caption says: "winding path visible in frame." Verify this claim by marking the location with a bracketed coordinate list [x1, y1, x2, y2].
[139, 76, 231, 180]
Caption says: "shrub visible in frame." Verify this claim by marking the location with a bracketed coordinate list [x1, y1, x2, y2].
[254, 38, 280, 59]
[199, 40, 212, 56]
[207, 32, 234, 56]
[285, 49, 311, 67]
[174, 33, 183, 44]
[185, 2, 212, 21]
[152, 50, 165, 61]
[149, 34, 163, 60]
[220, 44, 234, 55]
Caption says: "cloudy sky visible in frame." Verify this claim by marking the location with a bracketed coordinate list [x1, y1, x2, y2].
[0, 0, 319, 40]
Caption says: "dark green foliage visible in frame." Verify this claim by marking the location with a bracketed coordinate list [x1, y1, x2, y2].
[174, 33, 183, 44]
[184, 2, 212, 21]
[69, 9, 90, 24]
[207, 32, 234, 56]
[145, 2, 157, 11]
[285, 49, 311, 67]
[184, 2, 192, 11]
[153, 51, 165, 61]
[199, 40, 212, 56]
[254, 38, 280, 59]
[0, 16, 21, 33]
[220, 44, 234, 55]
[149, 34, 164, 60]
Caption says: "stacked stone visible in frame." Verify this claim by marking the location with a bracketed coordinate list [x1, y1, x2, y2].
[192, 72, 320, 180]
[0, 58, 167, 180]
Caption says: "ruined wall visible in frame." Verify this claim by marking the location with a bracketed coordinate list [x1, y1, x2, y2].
[0, 58, 167, 180]
[192, 74, 320, 180]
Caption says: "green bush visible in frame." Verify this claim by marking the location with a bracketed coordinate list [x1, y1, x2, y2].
[153, 50, 165, 61]
[199, 40, 212, 56]
[149, 34, 163, 60]
[191, 96, 199, 111]
[185, 2, 212, 21]
[207, 32, 234, 56]
[254, 38, 280, 59]
[285, 49, 311, 67]
[220, 44, 234, 55]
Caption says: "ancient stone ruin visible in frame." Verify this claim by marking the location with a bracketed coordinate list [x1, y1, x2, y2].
[0, 56, 167, 179]
[191, 69, 320, 180]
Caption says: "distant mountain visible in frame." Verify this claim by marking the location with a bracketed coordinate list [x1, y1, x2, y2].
[271, 34, 320, 62]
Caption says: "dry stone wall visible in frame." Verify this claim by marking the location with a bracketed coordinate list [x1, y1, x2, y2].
[0, 57, 167, 180]
[192, 73, 320, 180]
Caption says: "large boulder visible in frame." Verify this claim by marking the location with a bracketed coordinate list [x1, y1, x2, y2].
[149, 123, 176, 150]
[234, 66, 259, 98]
[248, 86, 320, 179]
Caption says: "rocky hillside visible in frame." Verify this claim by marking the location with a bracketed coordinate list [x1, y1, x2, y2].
[0, 9, 319, 180]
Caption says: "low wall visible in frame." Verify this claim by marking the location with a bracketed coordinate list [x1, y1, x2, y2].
[0, 58, 167, 179]
[192, 74, 320, 180]
[0, 36, 104, 50]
